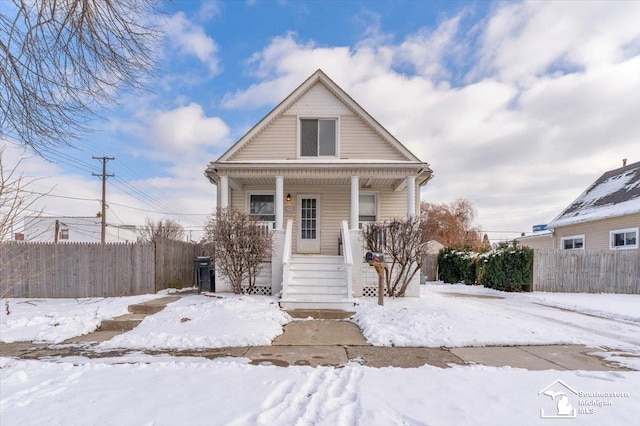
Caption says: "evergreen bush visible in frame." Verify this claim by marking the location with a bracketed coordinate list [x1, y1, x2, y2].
[438, 248, 478, 285]
[479, 245, 533, 292]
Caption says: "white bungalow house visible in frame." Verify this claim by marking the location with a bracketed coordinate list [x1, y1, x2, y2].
[205, 70, 433, 310]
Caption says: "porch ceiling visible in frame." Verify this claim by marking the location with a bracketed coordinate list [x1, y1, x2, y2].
[230, 176, 402, 189]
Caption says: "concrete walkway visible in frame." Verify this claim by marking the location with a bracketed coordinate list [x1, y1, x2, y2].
[0, 303, 633, 371]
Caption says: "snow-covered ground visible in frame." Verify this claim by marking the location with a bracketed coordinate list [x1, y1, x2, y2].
[1, 355, 638, 426]
[99, 294, 291, 350]
[0, 294, 162, 343]
[2, 283, 639, 425]
[354, 284, 640, 350]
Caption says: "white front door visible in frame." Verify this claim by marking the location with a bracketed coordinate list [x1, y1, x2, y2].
[297, 195, 321, 253]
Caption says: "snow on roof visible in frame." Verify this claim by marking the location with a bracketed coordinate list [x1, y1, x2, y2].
[516, 230, 552, 240]
[547, 161, 640, 229]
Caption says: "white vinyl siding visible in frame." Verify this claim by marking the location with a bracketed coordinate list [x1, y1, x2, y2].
[229, 115, 297, 161]
[340, 115, 408, 160]
[610, 227, 638, 250]
[553, 213, 640, 250]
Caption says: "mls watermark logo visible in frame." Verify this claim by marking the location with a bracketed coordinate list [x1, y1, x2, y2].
[539, 380, 578, 419]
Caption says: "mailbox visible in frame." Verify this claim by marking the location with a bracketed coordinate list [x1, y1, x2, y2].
[365, 251, 384, 265]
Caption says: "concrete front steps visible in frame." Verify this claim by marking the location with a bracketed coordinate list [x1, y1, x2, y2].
[280, 255, 355, 311]
[99, 296, 180, 332]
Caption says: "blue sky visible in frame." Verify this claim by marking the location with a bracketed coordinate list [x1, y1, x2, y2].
[4, 0, 640, 242]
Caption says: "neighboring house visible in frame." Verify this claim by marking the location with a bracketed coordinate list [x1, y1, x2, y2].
[545, 160, 640, 251]
[516, 231, 553, 250]
[426, 240, 445, 255]
[205, 69, 433, 309]
[23, 216, 138, 243]
[516, 225, 553, 250]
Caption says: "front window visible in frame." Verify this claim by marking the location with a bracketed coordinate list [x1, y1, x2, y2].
[300, 118, 337, 157]
[561, 235, 584, 250]
[249, 194, 275, 223]
[359, 193, 377, 225]
[60, 228, 69, 240]
[610, 228, 638, 250]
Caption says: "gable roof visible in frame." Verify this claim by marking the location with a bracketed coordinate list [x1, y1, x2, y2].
[547, 160, 640, 229]
[217, 69, 422, 162]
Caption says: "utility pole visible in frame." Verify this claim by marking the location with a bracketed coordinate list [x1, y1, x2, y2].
[92, 156, 115, 244]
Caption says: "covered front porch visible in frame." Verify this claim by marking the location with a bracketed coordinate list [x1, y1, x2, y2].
[206, 162, 431, 308]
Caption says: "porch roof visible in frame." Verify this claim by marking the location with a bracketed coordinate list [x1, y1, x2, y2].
[205, 160, 433, 190]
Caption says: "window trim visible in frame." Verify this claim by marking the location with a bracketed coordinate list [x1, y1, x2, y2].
[297, 116, 339, 158]
[560, 234, 585, 250]
[358, 191, 379, 228]
[247, 192, 276, 224]
[610, 227, 639, 250]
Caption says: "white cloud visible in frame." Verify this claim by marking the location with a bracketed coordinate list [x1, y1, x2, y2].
[478, 1, 640, 83]
[164, 12, 220, 75]
[218, 1, 640, 241]
[396, 14, 464, 79]
[146, 103, 230, 160]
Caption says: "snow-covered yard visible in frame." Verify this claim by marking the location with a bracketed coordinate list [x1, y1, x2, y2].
[2, 283, 639, 425]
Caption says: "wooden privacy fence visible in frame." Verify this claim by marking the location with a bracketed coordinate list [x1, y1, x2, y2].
[0, 239, 204, 298]
[533, 249, 640, 294]
[421, 254, 439, 281]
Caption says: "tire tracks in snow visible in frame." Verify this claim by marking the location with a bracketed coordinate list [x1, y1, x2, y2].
[251, 366, 363, 426]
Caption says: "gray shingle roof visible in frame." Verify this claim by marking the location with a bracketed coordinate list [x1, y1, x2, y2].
[547, 161, 640, 229]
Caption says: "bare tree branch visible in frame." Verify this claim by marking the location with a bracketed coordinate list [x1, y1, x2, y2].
[0, 0, 162, 152]
[0, 143, 47, 297]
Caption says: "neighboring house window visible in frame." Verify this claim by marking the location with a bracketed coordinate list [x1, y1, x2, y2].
[60, 228, 69, 240]
[359, 193, 377, 226]
[249, 194, 275, 223]
[300, 118, 337, 157]
[561, 235, 584, 250]
[610, 227, 638, 250]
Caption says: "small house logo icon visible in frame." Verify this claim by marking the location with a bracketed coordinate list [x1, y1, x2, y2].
[539, 380, 578, 419]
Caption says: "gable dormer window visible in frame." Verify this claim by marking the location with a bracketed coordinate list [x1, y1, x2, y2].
[300, 118, 337, 157]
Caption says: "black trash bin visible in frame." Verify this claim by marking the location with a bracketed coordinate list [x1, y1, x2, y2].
[194, 256, 213, 292]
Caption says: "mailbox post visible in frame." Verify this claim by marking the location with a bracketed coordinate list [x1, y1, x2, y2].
[366, 252, 385, 306]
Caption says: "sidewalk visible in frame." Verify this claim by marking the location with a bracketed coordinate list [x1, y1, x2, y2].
[0, 296, 633, 371]
[0, 318, 631, 371]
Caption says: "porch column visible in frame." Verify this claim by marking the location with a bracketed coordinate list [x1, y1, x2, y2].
[275, 176, 284, 230]
[350, 176, 359, 230]
[406, 176, 416, 218]
[219, 175, 229, 209]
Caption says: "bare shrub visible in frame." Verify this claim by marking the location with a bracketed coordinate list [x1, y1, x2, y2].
[140, 217, 185, 242]
[205, 208, 272, 294]
[362, 216, 430, 297]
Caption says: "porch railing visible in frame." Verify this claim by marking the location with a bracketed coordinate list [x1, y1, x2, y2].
[281, 219, 293, 300]
[340, 220, 354, 300]
[257, 221, 274, 236]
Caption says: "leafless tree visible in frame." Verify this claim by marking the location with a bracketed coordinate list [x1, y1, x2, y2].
[361, 216, 430, 297]
[420, 199, 484, 250]
[205, 208, 272, 295]
[0, 0, 161, 152]
[140, 217, 185, 242]
[0, 144, 46, 298]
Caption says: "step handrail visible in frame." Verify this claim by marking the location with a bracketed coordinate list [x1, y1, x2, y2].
[281, 219, 293, 300]
[340, 220, 354, 300]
